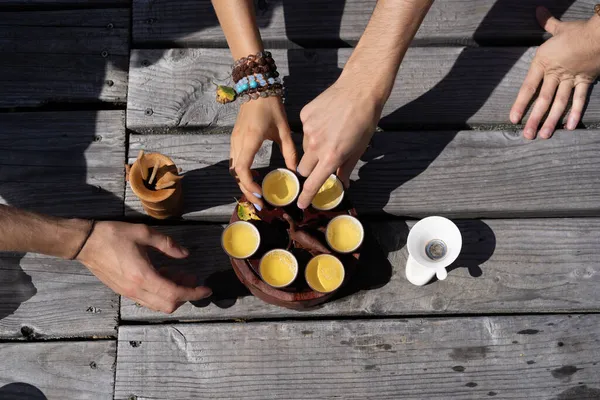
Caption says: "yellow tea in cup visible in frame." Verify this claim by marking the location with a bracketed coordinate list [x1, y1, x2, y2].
[262, 169, 300, 207]
[221, 221, 260, 259]
[259, 249, 298, 288]
[326, 215, 364, 253]
[311, 174, 344, 211]
[305, 254, 345, 293]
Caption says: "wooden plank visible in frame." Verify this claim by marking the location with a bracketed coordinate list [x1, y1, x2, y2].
[126, 48, 600, 131]
[0, 1, 127, 6]
[124, 131, 600, 220]
[0, 341, 115, 400]
[120, 218, 600, 321]
[0, 8, 128, 107]
[0, 252, 119, 339]
[0, 9, 129, 55]
[0, 111, 125, 218]
[132, 0, 595, 47]
[115, 316, 600, 400]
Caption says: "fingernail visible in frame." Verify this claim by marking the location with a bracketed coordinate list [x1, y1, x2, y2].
[180, 246, 189, 257]
[567, 116, 576, 130]
[297, 201, 307, 210]
[539, 128, 551, 139]
[252, 192, 262, 199]
[510, 112, 520, 124]
[253, 203, 262, 212]
[524, 128, 534, 139]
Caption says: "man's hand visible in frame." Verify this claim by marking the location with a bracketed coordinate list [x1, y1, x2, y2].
[510, 6, 600, 139]
[296, 77, 382, 209]
[77, 221, 212, 314]
[230, 96, 298, 210]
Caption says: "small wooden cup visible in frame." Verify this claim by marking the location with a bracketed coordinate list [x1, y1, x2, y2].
[129, 153, 183, 219]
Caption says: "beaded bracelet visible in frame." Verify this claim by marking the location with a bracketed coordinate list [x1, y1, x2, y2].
[232, 51, 278, 82]
[234, 74, 282, 94]
[215, 50, 284, 104]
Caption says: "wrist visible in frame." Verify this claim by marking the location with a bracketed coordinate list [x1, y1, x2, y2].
[55, 218, 93, 260]
[338, 65, 390, 110]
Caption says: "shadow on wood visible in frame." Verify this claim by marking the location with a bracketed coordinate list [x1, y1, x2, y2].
[0, 256, 36, 327]
[0, 382, 47, 400]
[447, 220, 496, 279]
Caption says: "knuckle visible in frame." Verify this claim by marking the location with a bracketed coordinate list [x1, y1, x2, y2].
[121, 286, 136, 299]
[537, 93, 552, 104]
[305, 136, 319, 151]
[300, 106, 310, 123]
[129, 271, 145, 285]
[521, 83, 538, 96]
[162, 302, 178, 314]
[137, 224, 153, 239]
[324, 149, 342, 165]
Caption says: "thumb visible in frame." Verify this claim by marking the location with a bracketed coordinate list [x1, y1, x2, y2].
[143, 228, 189, 259]
[536, 6, 561, 35]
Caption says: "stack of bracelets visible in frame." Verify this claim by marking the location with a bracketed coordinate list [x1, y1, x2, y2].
[232, 51, 284, 103]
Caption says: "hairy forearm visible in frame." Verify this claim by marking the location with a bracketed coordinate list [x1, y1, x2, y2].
[211, 0, 264, 59]
[0, 205, 91, 259]
[343, 0, 433, 105]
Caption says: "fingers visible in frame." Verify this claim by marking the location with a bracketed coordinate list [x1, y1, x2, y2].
[140, 227, 189, 259]
[337, 149, 363, 188]
[297, 151, 319, 178]
[142, 269, 212, 313]
[567, 82, 590, 130]
[536, 6, 561, 35]
[523, 75, 559, 139]
[510, 61, 544, 124]
[234, 139, 264, 206]
[539, 80, 573, 139]
[297, 160, 337, 209]
[278, 129, 299, 171]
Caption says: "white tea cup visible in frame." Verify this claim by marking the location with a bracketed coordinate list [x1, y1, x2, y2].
[405, 216, 462, 286]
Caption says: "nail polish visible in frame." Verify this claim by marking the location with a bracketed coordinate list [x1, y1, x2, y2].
[253, 203, 262, 212]
[252, 192, 262, 199]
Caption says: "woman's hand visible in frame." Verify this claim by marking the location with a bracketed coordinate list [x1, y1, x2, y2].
[296, 76, 382, 209]
[510, 6, 600, 139]
[77, 221, 212, 314]
[230, 96, 298, 210]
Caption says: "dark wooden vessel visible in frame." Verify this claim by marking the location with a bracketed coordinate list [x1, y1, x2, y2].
[229, 195, 360, 310]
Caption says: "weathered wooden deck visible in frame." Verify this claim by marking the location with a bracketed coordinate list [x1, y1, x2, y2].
[1, 1, 599, 399]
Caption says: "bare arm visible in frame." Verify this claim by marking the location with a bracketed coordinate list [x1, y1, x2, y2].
[211, 0, 297, 212]
[0, 205, 90, 259]
[343, 0, 433, 108]
[211, 0, 263, 59]
[0, 205, 211, 313]
[297, 0, 433, 208]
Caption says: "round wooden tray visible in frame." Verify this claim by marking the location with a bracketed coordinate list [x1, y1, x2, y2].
[229, 195, 360, 310]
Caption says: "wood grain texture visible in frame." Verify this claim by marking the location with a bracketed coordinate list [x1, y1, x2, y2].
[120, 218, 600, 321]
[0, 8, 128, 107]
[115, 316, 600, 400]
[0, 9, 129, 55]
[0, 0, 127, 6]
[125, 131, 600, 220]
[0, 341, 115, 400]
[132, 0, 595, 47]
[0, 252, 119, 339]
[0, 111, 125, 218]
[126, 48, 600, 131]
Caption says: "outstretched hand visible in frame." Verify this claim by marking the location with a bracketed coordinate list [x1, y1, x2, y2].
[296, 76, 382, 209]
[510, 6, 600, 139]
[77, 221, 212, 314]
